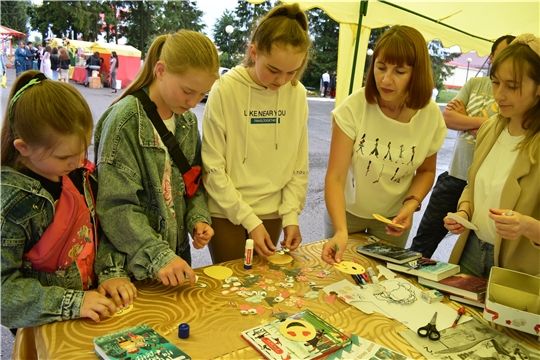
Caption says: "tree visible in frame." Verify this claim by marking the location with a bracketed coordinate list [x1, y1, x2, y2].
[212, 10, 243, 68]
[231, 0, 273, 57]
[1, 1, 31, 36]
[158, 1, 205, 33]
[428, 40, 460, 92]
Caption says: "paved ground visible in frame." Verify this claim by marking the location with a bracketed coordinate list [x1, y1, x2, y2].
[0, 67, 458, 357]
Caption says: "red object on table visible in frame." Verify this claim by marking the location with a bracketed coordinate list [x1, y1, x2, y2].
[71, 67, 87, 83]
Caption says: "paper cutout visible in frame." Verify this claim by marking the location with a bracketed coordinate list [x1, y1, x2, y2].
[267, 253, 293, 264]
[372, 214, 405, 229]
[376, 265, 396, 280]
[333, 261, 365, 275]
[324, 294, 337, 304]
[446, 212, 479, 230]
[204, 265, 233, 280]
[111, 304, 133, 317]
[279, 319, 316, 341]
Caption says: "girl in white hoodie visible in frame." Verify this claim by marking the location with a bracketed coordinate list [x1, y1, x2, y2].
[202, 3, 311, 263]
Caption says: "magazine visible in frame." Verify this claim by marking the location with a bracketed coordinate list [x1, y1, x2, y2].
[326, 333, 413, 360]
[356, 243, 421, 264]
[241, 309, 351, 360]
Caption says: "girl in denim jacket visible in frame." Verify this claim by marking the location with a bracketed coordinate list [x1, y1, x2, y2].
[0, 71, 136, 330]
[94, 30, 218, 287]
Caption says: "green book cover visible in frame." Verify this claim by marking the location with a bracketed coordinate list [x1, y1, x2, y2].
[93, 323, 190, 360]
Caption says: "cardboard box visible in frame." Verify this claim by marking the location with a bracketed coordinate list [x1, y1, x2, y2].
[89, 76, 101, 89]
[483, 267, 540, 336]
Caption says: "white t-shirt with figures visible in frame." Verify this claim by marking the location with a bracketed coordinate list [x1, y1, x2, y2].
[332, 88, 447, 219]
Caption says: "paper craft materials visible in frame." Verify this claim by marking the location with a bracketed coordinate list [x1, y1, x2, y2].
[203, 265, 233, 280]
[178, 323, 190, 339]
[372, 213, 405, 228]
[244, 239, 254, 270]
[417, 312, 441, 341]
[111, 303, 133, 317]
[356, 243, 422, 264]
[367, 267, 379, 284]
[420, 290, 444, 304]
[387, 260, 460, 281]
[376, 265, 396, 280]
[267, 253, 293, 264]
[446, 212, 478, 230]
[333, 261, 365, 274]
[452, 306, 465, 327]
[326, 333, 413, 360]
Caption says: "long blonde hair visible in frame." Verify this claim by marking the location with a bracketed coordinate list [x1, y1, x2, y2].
[114, 30, 220, 105]
[243, 3, 311, 86]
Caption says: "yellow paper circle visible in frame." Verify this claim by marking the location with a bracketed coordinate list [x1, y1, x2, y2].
[267, 253, 293, 264]
[203, 265, 234, 280]
[333, 261, 365, 275]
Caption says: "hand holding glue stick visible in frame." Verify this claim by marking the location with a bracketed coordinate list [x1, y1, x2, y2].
[244, 239, 254, 270]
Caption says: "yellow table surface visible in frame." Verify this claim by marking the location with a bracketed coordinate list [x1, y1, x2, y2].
[13, 234, 539, 359]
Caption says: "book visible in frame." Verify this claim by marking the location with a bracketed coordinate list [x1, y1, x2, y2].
[326, 333, 413, 360]
[418, 273, 487, 300]
[93, 323, 190, 360]
[386, 259, 460, 281]
[356, 243, 422, 264]
[449, 294, 485, 308]
[241, 309, 351, 360]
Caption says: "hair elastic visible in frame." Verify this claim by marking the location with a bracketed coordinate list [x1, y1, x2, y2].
[287, 12, 297, 19]
[8, 72, 48, 138]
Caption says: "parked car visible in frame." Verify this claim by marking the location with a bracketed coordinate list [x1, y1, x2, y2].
[202, 67, 230, 102]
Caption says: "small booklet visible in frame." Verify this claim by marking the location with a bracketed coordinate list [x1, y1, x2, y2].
[387, 259, 460, 281]
[326, 333, 413, 360]
[356, 243, 422, 264]
[418, 273, 487, 300]
[93, 323, 190, 360]
[241, 309, 351, 360]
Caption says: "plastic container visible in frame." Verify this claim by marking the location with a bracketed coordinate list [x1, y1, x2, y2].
[115, 79, 122, 90]
[92, 70, 98, 77]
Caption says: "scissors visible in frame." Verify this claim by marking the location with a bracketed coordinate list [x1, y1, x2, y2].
[417, 312, 441, 341]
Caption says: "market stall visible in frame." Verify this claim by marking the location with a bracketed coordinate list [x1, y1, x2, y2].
[90, 42, 141, 88]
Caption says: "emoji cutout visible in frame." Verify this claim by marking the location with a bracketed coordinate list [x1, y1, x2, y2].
[267, 253, 293, 265]
[372, 214, 405, 229]
[333, 261, 365, 275]
[111, 303, 134, 317]
[203, 265, 233, 280]
[279, 319, 316, 342]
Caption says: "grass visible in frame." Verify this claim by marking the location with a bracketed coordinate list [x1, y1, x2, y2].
[436, 89, 459, 104]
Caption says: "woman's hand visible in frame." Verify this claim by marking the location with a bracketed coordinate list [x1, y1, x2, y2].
[321, 233, 348, 265]
[444, 212, 468, 234]
[386, 205, 414, 236]
[249, 224, 277, 257]
[488, 209, 539, 242]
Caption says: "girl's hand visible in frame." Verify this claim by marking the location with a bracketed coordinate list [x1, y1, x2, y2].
[98, 278, 137, 310]
[488, 209, 530, 240]
[321, 233, 348, 265]
[80, 291, 117, 323]
[192, 222, 214, 249]
[281, 225, 302, 251]
[249, 224, 276, 257]
[157, 257, 196, 286]
[444, 212, 467, 234]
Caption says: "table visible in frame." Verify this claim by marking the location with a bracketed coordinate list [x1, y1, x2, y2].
[71, 66, 87, 83]
[14, 234, 539, 359]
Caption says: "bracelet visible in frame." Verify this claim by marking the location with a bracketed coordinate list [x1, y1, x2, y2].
[457, 209, 470, 220]
[402, 195, 422, 212]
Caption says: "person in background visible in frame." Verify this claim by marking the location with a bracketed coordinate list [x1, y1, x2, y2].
[58, 47, 71, 83]
[95, 30, 219, 287]
[85, 51, 100, 87]
[50, 47, 60, 81]
[110, 51, 119, 93]
[202, 3, 311, 263]
[1, 71, 136, 331]
[40, 45, 52, 79]
[321, 70, 330, 97]
[25, 42, 36, 71]
[410, 35, 515, 259]
[321, 25, 447, 265]
[36, 44, 44, 71]
[1, 48, 6, 88]
[329, 70, 337, 99]
[14, 42, 27, 78]
[444, 34, 540, 277]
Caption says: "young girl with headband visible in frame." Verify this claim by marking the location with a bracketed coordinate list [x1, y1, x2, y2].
[95, 30, 219, 286]
[1, 71, 136, 330]
[445, 34, 540, 277]
[202, 3, 311, 263]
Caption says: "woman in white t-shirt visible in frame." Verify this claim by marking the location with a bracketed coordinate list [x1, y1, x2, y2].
[445, 34, 540, 278]
[321, 25, 447, 265]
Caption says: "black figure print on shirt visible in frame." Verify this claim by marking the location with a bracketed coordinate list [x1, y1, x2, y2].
[356, 133, 366, 155]
[373, 164, 385, 184]
[407, 146, 416, 166]
[390, 168, 399, 181]
[365, 160, 372, 176]
[396, 144, 405, 164]
[369, 138, 379, 158]
[383, 142, 392, 161]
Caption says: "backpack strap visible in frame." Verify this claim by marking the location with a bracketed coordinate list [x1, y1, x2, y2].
[131, 89, 191, 174]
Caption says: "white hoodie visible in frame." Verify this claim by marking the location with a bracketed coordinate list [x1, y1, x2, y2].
[202, 66, 309, 233]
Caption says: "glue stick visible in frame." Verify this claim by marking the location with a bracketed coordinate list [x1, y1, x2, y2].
[244, 239, 254, 270]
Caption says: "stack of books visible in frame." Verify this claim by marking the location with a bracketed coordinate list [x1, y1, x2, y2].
[386, 259, 460, 281]
[418, 273, 488, 308]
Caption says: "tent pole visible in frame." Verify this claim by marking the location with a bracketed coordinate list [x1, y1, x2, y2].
[348, 0, 369, 95]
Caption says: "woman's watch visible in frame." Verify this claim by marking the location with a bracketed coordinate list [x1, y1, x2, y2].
[402, 195, 422, 212]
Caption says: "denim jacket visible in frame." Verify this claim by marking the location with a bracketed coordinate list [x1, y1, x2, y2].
[94, 88, 211, 280]
[0, 166, 128, 328]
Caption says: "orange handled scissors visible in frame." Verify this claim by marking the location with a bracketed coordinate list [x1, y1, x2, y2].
[417, 312, 441, 341]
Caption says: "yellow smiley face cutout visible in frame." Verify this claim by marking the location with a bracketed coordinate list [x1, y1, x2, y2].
[279, 319, 316, 342]
[333, 261, 365, 275]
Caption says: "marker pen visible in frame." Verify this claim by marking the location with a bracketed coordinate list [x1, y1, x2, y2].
[367, 267, 379, 284]
[244, 239, 254, 270]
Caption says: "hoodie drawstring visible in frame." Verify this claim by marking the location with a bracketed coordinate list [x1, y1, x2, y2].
[275, 90, 280, 150]
[243, 89, 251, 163]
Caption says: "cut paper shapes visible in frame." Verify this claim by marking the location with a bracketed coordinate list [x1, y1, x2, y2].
[203, 265, 233, 280]
[446, 212, 479, 230]
[372, 213, 405, 229]
[111, 303, 133, 317]
[333, 261, 365, 275]
[279, 319, 316, 341]
[267, 253, 293, 265]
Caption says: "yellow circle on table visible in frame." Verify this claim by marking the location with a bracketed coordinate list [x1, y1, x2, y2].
[333, 261, 365, 275]
[203, 265, 233, 280]
[279, 319, 316, 342]
[267, 253, 293, 264]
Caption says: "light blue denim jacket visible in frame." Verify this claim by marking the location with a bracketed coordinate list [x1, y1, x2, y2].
[94, 88, 211, 280]
[0, 166, 128, 328]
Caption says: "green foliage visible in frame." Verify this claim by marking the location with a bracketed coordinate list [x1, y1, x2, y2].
[1, 0, 30, 41]
[428, 40, 460, 92]
[437, 90, 459, 103]
[213, 10, 243, 68]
